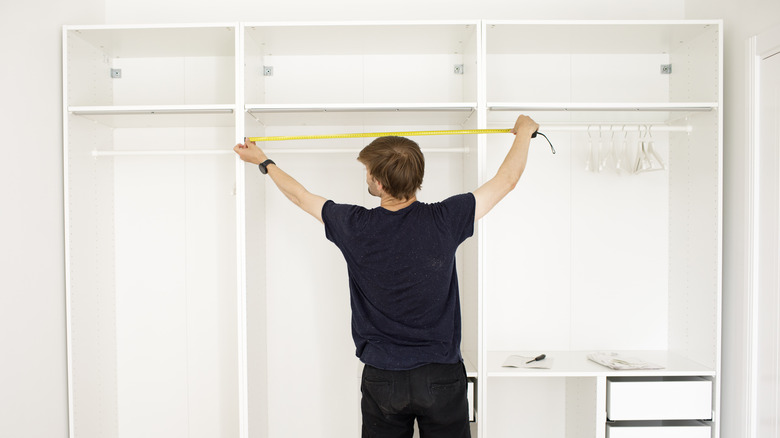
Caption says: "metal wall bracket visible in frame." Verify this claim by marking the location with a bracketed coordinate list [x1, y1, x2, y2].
[263, 66, 273, 76]
[454, 64, 464, 75]
[660, 64, 672, 74]
[110, 68, 122, 79]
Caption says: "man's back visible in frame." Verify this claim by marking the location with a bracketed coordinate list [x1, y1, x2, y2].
[322, 193, 475, 370]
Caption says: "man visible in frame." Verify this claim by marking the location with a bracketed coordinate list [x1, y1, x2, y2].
[234, 114, 539, 437]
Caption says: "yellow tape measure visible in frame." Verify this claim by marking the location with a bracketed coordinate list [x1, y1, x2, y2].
[246, 128, 513, 143]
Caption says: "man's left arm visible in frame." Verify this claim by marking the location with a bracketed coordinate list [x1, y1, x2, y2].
[234, 140, 327, 223]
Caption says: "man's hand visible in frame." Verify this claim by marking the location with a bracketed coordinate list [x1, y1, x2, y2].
[233, 139, 267, 165]
[511, 114, 539, 138]
[472, 114, 538, 221]
[234, 138, 327, 223]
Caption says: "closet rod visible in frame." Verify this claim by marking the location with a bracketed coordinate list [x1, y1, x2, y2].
[263, 148, 469, 154]
[91, 149, 234, 157]
[540, 124, 692, 133]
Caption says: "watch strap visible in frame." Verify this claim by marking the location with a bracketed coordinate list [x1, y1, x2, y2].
[258, 159, 275, 174]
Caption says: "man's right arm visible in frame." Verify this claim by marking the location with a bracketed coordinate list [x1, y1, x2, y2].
[472, 115, 539, 221]
[234, 140, 327, 223]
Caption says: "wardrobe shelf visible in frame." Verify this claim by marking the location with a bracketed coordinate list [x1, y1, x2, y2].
[486, 351, 716, 378]
[246, 103, 477, 127]
[69, 105, 237, 128]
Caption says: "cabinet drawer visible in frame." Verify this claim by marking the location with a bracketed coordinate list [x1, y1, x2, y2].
[607, 377, 712, 421]
[607, 421, 711, 438]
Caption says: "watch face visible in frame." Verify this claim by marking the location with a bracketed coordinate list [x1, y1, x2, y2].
[259, 160, 273, 174]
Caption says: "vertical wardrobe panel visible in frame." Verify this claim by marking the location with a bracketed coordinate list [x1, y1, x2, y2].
[182, 56, 236, 104]
[265, 152, 364, 438]
[67, 116, 118, 438]
[569, 54, 669, 102]
[182, 152, 238, 438]
[486, 378, 567, 437]
[668, 111, 721, 368]
[756, 47, 780, 438]
[114, 154, 189, 437]
[362, 54, 466, 103]
[667, 24, 720, 369]
[459, 136, 480, 370]
[261, 54, 364, 105]
[668, 24, 720, 104]
[667, 25, 720, 370]
[110, 57, 234, 105]
[111, 57, 185, 105]
[483, 132, 572, 352]
[66, 32, 114, 106]
[245, 164, 269, 437]
[113, 131, 238, 438]
[568, 132, 669, 350]
[564, 377, 601, 438]
[486, 54, 572, 103]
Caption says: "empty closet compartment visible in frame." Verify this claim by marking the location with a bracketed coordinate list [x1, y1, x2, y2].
[65, 25, 236, 106]
[484, 21, 719, 106]
[606, 377, 712, 421]
[243, 22, 479, 106]
[65, 113, 240, 438]
[66, 146, 240, 437]
[65, 26, 240, 435]
[606, 421, 712, 438]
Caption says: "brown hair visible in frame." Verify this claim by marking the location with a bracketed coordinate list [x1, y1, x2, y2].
[357, 136, 424, 201]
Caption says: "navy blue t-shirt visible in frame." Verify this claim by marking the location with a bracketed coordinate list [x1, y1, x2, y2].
[322, 193, 475, 370]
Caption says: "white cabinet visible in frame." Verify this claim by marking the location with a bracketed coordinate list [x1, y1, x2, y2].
[64, 20, 721, 438]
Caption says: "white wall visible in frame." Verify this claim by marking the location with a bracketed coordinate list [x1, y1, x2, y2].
[683, 2, 780, 438]
[104, 0, 683, 23]
[7, 0, 778, 437]
[0, 1, 103, 437]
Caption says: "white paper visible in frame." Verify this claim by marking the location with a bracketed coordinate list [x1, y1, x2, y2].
[587, 352, 664, 370]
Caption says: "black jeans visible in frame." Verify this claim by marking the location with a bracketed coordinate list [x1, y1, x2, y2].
[361, 361, 471, 438]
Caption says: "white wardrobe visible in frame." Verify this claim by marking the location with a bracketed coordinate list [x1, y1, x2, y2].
[63, 20, 722, 438]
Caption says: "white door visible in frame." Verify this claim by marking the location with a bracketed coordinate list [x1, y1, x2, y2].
[750, 23, 780, 438]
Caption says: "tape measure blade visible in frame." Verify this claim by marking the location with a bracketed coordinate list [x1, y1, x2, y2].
[246, 128, 512, 143]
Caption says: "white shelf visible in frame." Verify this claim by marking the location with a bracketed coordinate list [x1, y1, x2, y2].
[487, 351, 716, 378]
[487, 102, 717, 124]
[246, 103, 477, 126]
[68, 105, 236, 127]
[488, 102, 717, 112]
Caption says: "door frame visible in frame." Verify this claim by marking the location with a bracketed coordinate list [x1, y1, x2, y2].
[746, 23, 780, 438]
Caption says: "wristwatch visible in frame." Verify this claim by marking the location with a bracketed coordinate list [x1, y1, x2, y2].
[258, 159, 275, 174]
